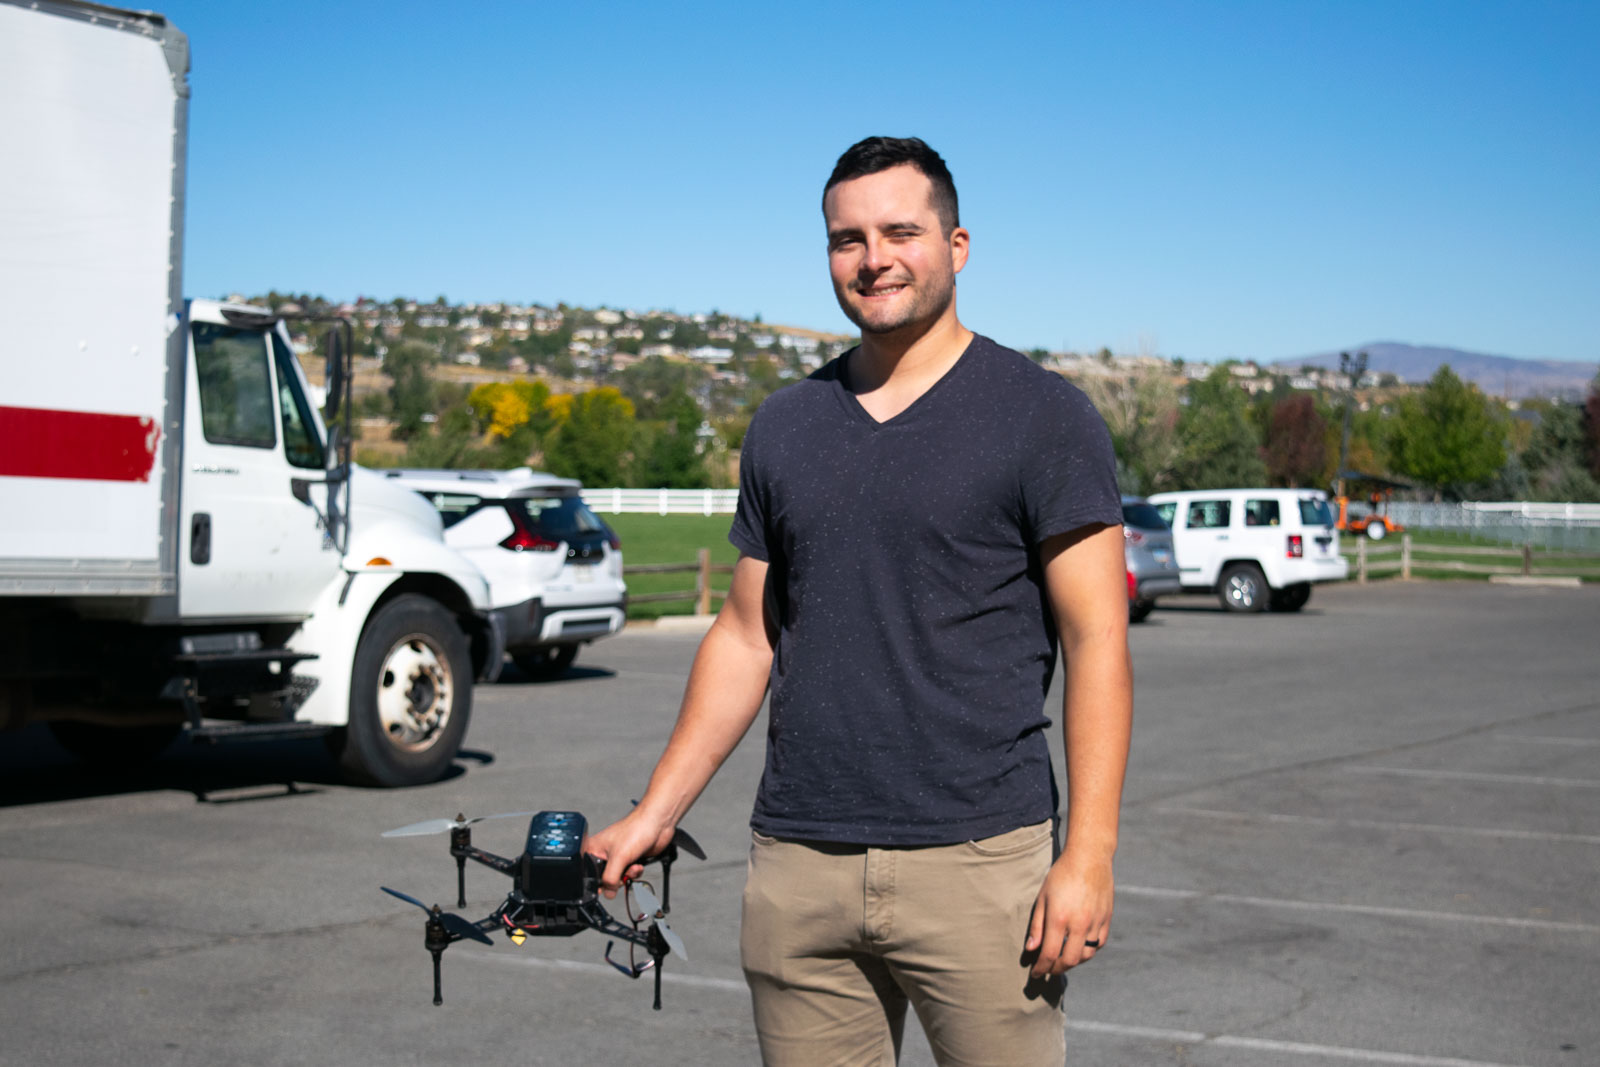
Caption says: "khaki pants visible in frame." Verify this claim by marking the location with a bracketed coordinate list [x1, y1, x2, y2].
[740, 821, 1066, 1067]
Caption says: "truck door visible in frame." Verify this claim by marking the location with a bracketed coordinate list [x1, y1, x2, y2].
[178, 321, 341, 619]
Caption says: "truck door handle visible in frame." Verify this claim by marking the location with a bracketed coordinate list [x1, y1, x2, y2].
[1217, 534, 1229, 540]
[190, 513, 211, 565]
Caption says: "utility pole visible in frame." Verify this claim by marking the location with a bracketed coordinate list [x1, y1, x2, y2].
[1336, 350, 1369, 500]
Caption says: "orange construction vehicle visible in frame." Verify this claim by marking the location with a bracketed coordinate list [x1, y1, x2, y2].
[1333, 472, 1408, 541]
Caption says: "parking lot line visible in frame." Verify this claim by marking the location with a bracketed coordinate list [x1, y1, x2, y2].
[471, 957, 1535, 1067]
[1493, 734, 1600, 747]
[1119, 884, 1600, 935]
[1347, 766, 1600, 789]
[1153, 806, 1600, 847]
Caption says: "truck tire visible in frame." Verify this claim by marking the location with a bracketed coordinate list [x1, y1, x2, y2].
[336, 594, 471, 787]
[1219, 564, 1267, 613]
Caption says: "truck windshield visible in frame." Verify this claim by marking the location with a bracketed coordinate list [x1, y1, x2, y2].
[270, 331, 325, 469]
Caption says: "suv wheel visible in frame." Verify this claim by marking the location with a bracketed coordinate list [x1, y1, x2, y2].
[512, 644, 579, 680]
[1269, 582, 1312, 613]
[1219, 564, 1267, 613]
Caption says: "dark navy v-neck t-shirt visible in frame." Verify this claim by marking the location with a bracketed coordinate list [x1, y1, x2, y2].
[729, 334, 1121, 845]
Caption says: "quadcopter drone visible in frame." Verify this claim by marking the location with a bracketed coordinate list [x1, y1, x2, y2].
[379, 808, 704, 1009]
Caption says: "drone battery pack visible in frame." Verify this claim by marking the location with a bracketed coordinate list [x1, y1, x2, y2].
[520, 811, 588, 902]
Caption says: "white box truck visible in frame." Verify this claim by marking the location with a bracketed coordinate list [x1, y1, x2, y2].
[0, 0, 505, 786]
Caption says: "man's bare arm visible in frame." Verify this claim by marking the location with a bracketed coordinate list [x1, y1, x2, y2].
[1025, 522, 1133, 977]
[584, 554, 775, 893]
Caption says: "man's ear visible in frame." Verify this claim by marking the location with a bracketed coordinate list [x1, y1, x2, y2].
[950, 226, 971, 274]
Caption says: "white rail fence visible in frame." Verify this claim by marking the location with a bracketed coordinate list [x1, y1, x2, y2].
[1387, 501, 1600, 551]
[583, 487, 740, 516]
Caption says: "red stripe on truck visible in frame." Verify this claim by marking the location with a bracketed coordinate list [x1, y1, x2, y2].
[0, 405, 161, 483]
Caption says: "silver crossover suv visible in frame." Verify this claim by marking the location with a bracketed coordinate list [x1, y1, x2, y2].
[1122, 495, 1182, 622]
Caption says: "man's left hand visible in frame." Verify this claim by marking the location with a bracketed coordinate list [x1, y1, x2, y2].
[1024, 846, 1114, 977]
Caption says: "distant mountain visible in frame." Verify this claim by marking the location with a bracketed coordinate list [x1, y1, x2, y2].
[1270, 342, 1597, 400]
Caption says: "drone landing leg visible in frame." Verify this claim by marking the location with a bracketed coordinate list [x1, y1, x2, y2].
[652, 959, 662, 1011]
[455, 855, 467, 909]
[424, 915, 451, 1006]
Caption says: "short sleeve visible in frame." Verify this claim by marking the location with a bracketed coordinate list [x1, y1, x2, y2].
[1019, 378, 1122, 544]
[728, 407, 771, 561]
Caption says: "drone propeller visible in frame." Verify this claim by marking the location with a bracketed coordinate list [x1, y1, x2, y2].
[380, 886, 495, 946]
[631, 881, 687, 961]
[382, 811, 539, 838]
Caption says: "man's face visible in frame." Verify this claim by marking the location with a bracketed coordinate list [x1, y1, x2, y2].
[824, 164, 969, 338]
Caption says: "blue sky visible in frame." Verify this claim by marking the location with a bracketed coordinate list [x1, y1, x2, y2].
[162, 1, 1597, 363]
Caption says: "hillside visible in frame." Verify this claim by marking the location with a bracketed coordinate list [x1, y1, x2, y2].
[1272, 342, 1596, 400]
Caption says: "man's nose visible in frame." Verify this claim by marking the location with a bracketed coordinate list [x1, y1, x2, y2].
[859, 235, 892, 273]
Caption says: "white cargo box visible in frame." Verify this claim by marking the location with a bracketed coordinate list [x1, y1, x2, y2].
[0, 1, 189, 595]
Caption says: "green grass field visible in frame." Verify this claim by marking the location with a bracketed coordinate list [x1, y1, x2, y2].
[604, 513, 740, 618]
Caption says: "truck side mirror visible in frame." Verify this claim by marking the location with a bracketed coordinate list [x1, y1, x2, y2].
[323, 326, 345, 420]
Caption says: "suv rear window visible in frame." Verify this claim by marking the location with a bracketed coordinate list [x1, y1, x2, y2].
[1299, 498, 1335, 527]
[1121, 503, 1169, 530]
[510, 496, 606, 540]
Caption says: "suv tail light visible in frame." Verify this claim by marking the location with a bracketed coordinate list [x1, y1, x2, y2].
[1126, 570, 1137, 601]
[604, 528, 620, 551]
[1287, 534, 1304, 558]
[1123, 528, 1145, 547]
[500, 528, 560, 552]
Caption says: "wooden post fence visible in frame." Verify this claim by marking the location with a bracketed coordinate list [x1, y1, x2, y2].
[1401, 533, 1412, 579]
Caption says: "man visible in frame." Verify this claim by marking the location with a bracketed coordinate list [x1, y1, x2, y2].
[586, 136, 1132, 1065]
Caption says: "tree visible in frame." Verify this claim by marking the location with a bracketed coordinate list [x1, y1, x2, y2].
[384, 341, 437, 441]
[1586, 371, 1600, 480]
[628, 387, 707, 488]
[1077, 369, 1182, 494]
[1172, 367, 1267, 489]
[1387, 365, 1505, 498]
[542, 387, 635, 486]
[1264, 395, 1328, 487]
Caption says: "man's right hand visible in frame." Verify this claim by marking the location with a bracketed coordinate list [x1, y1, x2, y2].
[584, 805, 679, 897]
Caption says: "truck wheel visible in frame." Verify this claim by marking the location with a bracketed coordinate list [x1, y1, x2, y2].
[49, 722, 181, 767]
[338, 594, 471, 788]
[1269, 582, 1312, 612]
[511, 644, 578, 680]
[1367, 522, 1387, 541]
[1219, 564, 1267, 613]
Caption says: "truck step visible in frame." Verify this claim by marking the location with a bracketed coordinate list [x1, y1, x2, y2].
[188, 721, 333, 745]
[173, 649, 319, 667]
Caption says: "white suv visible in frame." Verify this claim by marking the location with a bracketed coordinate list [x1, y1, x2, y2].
[1146, 488, 1349, 612]
[382, 468, 627, 677]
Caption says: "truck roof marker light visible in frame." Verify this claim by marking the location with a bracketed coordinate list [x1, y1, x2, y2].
[366, 556, 393, 567]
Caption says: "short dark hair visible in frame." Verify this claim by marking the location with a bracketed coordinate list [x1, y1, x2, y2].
[823, 136, 960, 234]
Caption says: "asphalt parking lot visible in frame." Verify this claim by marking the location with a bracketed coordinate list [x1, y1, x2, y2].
[1, 580, 1596, 1066]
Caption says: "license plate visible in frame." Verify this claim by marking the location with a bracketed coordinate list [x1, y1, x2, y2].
[1153, 548, 1172, 564]
[574, 568, 593, 583]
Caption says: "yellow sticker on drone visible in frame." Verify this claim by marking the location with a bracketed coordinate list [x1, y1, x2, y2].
[509, 928, 527, 946]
